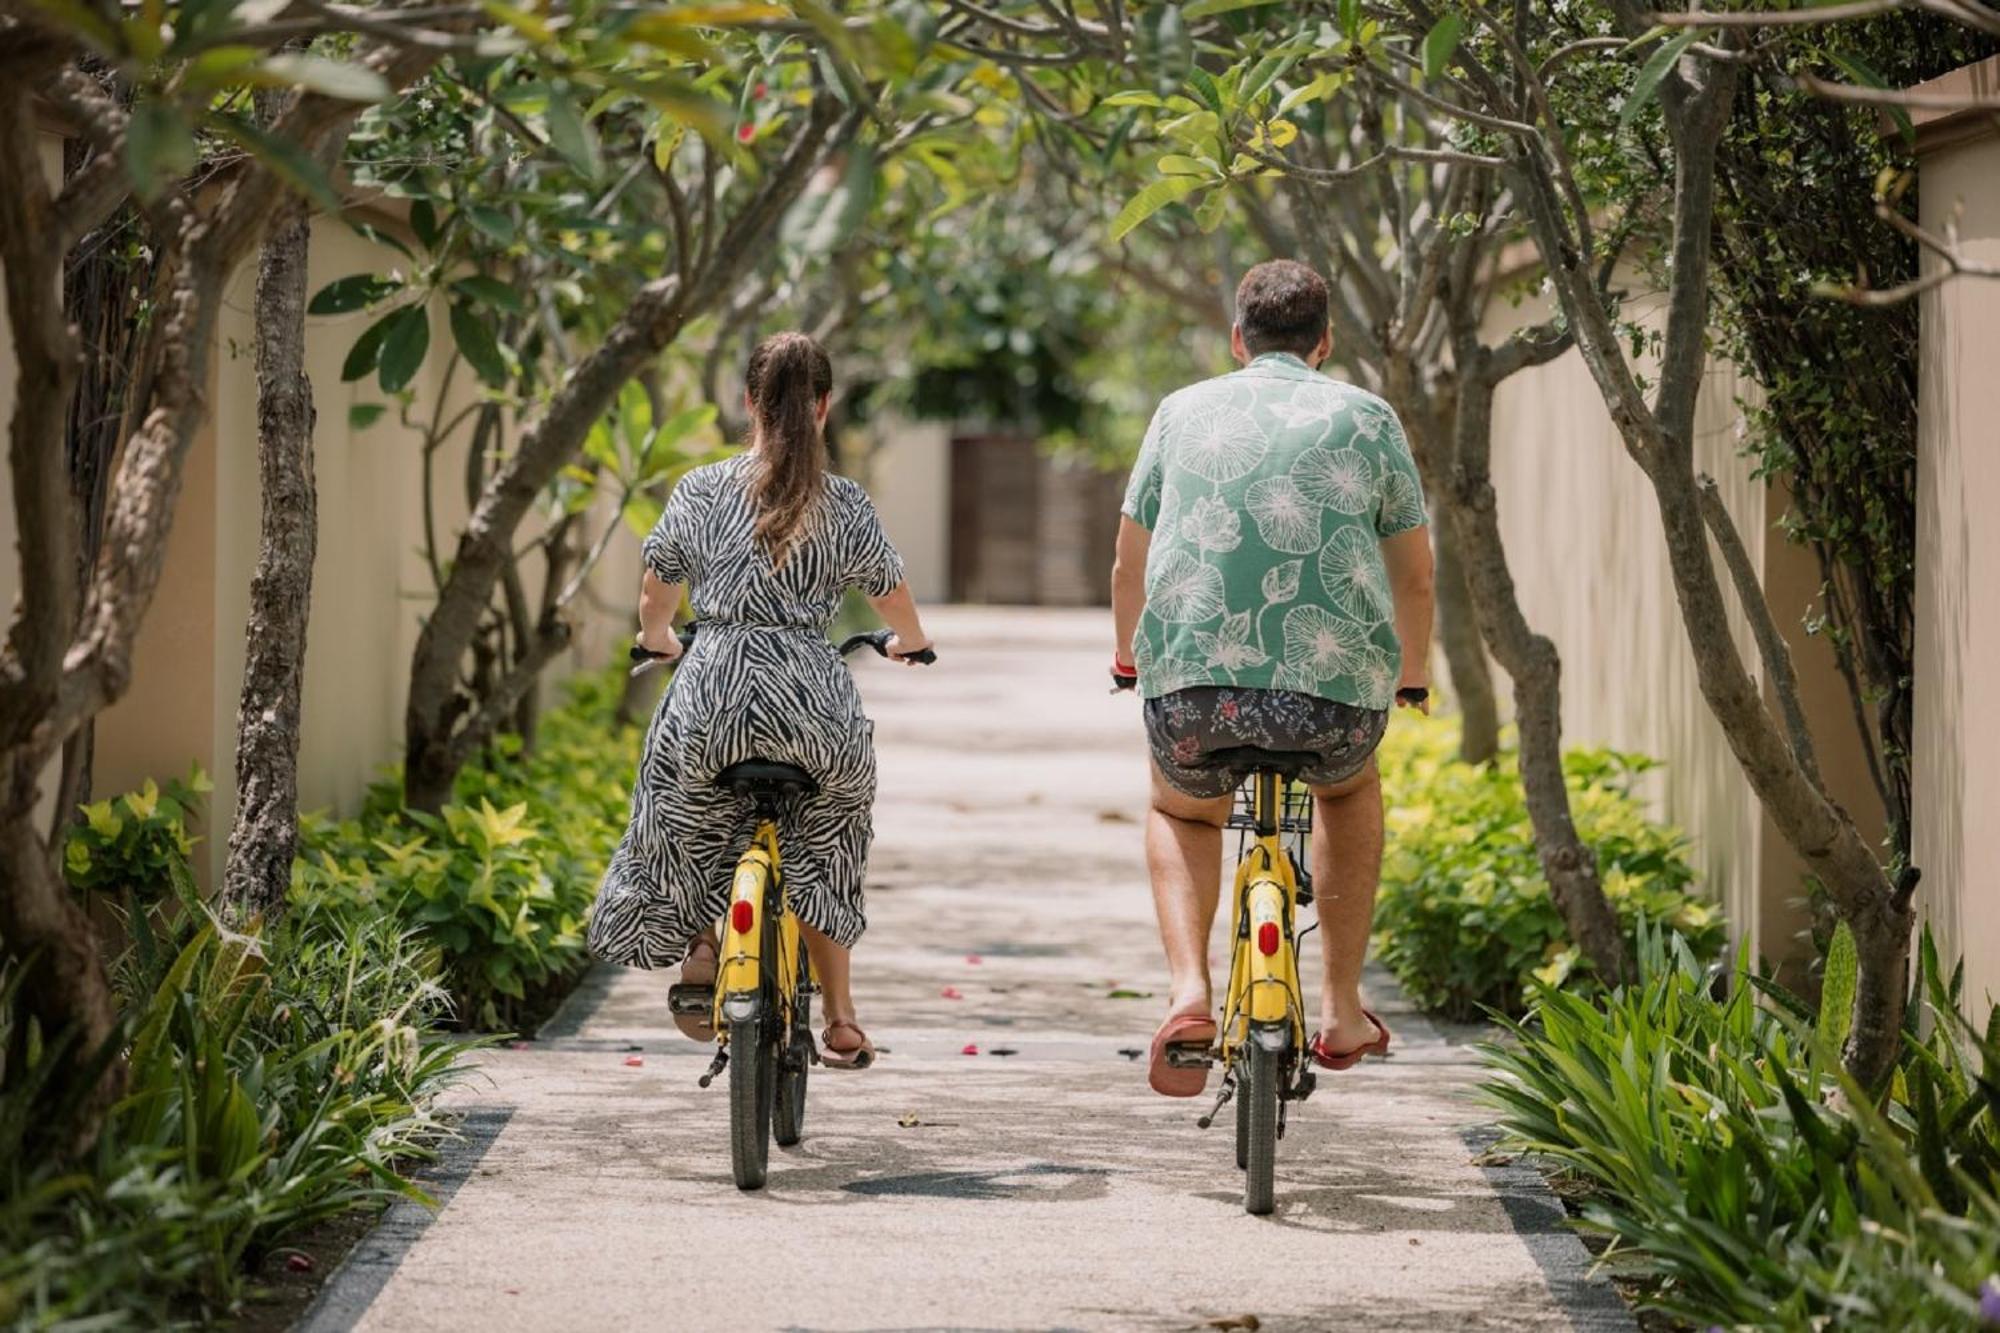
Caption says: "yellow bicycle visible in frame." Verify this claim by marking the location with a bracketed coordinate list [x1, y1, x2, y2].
[1176, 756, 1319, 1216]
[631, 627, 933, 1191]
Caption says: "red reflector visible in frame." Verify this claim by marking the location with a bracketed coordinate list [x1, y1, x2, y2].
[730, 900, 754, 934]
[1256, 922, 1281, 956]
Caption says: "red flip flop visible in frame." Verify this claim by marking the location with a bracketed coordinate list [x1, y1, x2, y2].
[1149, 1012, 1218, 1097]
[1308, 1009, 1392, 1071]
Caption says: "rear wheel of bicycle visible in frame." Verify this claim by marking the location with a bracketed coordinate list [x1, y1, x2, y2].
[1241, 1042, 1279, 1215]
[729, 1015, 775, 1190]
[773, 975, 811, 1147]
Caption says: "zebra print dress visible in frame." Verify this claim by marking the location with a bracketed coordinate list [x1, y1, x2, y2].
[587, 454, 906, 969]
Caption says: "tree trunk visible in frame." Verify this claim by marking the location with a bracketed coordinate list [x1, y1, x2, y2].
[1447, 357, 1635, 988]
[1432, 514, 1502, 765]
[222, 197, 316, 923]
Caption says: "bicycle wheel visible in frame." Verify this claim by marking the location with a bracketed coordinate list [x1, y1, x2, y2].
[1241, 1041, 1279, 1215]
[729, 1015, 775, 1190]
[1235, 1071, 1251, 1170]
[773, 963, 811, 1147]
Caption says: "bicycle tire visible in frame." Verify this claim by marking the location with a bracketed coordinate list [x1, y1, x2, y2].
[1235, 1071, 1251, 1170]
[1242, 1041, 1279, 1215]
[773, 958, 811, 1147]
[729, 1015, 774, 1190]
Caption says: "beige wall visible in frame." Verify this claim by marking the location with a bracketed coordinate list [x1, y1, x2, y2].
[1484, 284, 1779, 952]
[857, 416, 951, 602]
[1913, 74, 2000, 1011]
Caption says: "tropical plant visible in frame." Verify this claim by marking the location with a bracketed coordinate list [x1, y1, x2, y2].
[293, 667, 642, 1028]
[1482, 926, 2000, 1328]
[1373, 716, 1718, 1021]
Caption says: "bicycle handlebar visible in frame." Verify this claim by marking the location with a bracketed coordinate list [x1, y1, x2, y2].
[627, 624, 936, 674]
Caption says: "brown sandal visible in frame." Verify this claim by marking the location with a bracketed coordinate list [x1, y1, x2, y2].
[666, 934, 718, 1042]
[820, 1019, 875, 1071]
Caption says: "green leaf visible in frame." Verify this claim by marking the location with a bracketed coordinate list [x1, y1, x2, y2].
[1100, 90, 1165, 108]
[1186, 67, 1225, 116]
[1109, 175, 1205, 242]
[1421, 13, 1464, 81]
[543, 87, 600, 179]
[449, 302, 509, 387]
[465, 206, 517, 246]
[257, 52, 390, 102]
[124, 101, 196, 202]
[409, 199, 441, 250]
[1182, 0, 1282, 17]
[341, 310, 396, 382]
[1828, 51, 1912, 146]
[309, 274, 402, 316]
[1818, 921, 1857, 1052]
[1619, 30, 1697, 131]
[377, 305, 431, 394]
[348, 403, 387, 431]
[450, 274, 527, 314]
[1337, 0, 1360, 37]
[1157, 153, 1212, 177]
[211, 113, 342, 212]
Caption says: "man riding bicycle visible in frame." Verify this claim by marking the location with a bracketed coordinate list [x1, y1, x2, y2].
[1109, 259, 1436, 1098]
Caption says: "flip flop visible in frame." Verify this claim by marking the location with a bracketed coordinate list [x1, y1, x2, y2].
[666, 935, 718, 1042]
[820, 1019, 875, 1071]
[1149, 1011, 1218, 1098]
[1308, 1008, 1392, 1071]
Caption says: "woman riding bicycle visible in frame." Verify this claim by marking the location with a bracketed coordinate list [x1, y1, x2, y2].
[588, 331, 933, 1070]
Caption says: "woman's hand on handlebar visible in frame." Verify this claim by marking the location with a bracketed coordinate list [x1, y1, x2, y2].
[884, 632, 933, 665]
[635, 627, 683, 663]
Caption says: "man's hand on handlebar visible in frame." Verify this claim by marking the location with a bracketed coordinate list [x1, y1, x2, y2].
[1396, 683, 1431, 714]
[1110, 655, 1138, 693]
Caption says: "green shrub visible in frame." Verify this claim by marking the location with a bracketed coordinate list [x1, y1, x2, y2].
[6, 798, 467, 1327]
[1481, 926, 2000, 1330]
[292, 666, 643, 1029]
[1372, 715, 1722, 1020]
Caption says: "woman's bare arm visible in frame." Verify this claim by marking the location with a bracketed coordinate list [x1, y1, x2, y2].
[638, 570, 686, 659]
[866, 580, 932, 663]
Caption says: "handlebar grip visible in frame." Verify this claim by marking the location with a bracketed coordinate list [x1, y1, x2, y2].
[839, 627, 935, 665]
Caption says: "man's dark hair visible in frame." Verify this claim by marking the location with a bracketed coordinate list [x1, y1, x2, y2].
[1234, 259, 1329, 357]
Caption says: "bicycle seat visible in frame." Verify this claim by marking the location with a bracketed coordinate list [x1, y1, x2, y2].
[716, 759, 818, 798]
[1199, 747, 1320, 779]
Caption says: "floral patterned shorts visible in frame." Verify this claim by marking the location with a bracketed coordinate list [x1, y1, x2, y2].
[1142, 686, 1389, 799]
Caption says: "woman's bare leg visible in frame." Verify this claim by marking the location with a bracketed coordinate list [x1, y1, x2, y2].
[800, 921, 862, 1049]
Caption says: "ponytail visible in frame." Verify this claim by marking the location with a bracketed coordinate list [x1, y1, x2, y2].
[743, 331, 834, 563]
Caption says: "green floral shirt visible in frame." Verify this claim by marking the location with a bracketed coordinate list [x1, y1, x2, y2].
[1121, 353, 1427, 708]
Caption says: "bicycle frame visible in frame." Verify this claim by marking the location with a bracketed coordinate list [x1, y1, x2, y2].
[1218, 771, 1308, 1061]
[714, 818, 808, 1034]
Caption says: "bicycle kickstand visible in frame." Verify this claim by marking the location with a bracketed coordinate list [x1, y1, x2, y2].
[697, 1046, 729, 1089]
[1196, 1074, 1237, 1130]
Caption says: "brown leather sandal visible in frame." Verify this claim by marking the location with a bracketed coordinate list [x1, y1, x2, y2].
[820, 1019, 875, 1070]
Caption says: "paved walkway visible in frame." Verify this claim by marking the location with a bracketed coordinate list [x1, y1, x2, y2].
[304, 606, 1631, 1333]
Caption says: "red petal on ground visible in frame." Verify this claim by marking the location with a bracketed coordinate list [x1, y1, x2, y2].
[286, 1254, 314, 1273]
[941, 987, 963, 999]
[960, 1043, 979, 1056]
[623, 1055, 644, 1067]
[965, 954, 983, 965]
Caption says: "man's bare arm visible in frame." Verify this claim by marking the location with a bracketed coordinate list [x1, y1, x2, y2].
[1381, 526, 1435, 707]
[1111, 516, 1151, 667]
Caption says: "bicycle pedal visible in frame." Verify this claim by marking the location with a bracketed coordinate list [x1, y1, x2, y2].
[696, 1047, 728, 1089]
[667, 983, 714, 1016]
[1164, 1042, 1216, 1070]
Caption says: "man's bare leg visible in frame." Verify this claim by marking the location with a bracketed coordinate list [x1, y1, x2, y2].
[1146, 767, 1235, 1022]
[1309, 760, 1386, 1053]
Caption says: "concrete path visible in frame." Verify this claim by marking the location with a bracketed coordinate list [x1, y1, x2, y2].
[304, 606, 1631, 1333]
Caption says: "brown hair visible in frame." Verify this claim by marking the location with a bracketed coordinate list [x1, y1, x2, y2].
[743, 331, 834, 562]
[1235, 259, 1330, 356]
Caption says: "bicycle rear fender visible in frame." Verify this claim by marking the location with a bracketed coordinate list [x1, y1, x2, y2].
[1244, 871, 1292, 1027]
[717, 839, 778, 1022]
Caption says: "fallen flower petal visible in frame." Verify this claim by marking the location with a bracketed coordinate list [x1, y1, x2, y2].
[960, 1043, 979, 1056]
[285, 1254, 314, 1274]
[623, 1055, 644, 1068]
[941, 987, 963, 999]
[965, 954, 983, 965]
